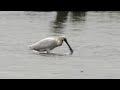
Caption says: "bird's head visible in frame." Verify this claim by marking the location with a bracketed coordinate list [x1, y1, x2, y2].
[59, 36, 74, 54]
[59, 36, 67, 41]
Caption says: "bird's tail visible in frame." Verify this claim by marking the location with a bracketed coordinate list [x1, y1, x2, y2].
[28, 45, 34, 50]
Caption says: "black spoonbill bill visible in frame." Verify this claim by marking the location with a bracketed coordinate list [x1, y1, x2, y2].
[28, 36, 73, 54]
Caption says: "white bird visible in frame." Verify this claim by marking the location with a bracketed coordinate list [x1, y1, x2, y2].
[28, 36, 73, 54]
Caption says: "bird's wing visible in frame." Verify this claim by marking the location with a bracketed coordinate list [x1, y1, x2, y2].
[35, 38, 57, 49]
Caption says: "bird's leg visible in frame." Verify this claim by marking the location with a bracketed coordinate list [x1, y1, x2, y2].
[46, 49, 50, 54]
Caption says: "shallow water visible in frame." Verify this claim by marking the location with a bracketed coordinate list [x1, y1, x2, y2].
[0, 11, 120, 79]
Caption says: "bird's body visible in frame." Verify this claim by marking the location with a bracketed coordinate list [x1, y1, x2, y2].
[28, 36, 73, 54]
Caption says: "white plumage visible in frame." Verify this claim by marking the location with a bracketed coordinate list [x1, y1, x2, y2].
[28, 36, 73, 54]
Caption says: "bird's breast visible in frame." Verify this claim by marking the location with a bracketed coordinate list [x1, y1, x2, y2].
[57, 40, 63, 46]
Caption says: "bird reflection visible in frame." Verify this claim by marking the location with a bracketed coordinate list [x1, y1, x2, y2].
[70, 11, 86, 22]
[50, 11, 86, 35]
[55, 11, 69, 23]
[50, 11, 69, 34]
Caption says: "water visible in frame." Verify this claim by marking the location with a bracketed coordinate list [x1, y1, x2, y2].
[0, 11, 120, 79]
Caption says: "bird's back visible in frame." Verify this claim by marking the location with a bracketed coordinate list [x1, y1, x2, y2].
[29, 37, 58, 51]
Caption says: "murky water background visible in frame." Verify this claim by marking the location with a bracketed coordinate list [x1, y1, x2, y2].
[0, 11, 120, 79]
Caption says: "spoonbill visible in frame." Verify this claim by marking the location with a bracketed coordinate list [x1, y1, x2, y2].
[28, 36, 73, 54]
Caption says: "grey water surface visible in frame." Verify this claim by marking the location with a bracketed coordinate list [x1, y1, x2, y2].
[0, 11, 120, 79]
